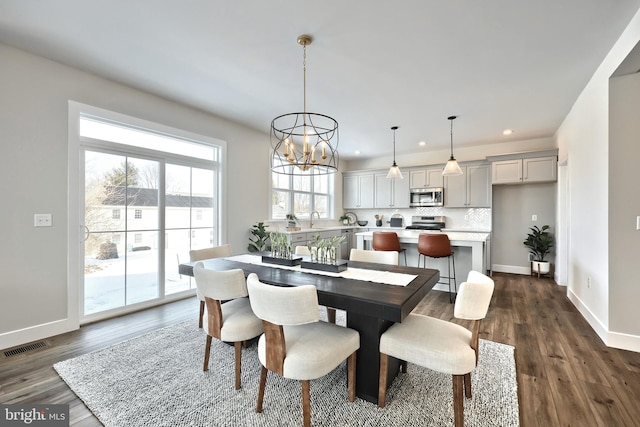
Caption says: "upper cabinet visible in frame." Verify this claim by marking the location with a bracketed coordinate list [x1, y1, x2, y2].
[374, 172, 410, 208]
[409, 167, 444, 188]
[343, 172, 375, 209]
[489, 150, 558, 185]
[444, 163, 491, 208]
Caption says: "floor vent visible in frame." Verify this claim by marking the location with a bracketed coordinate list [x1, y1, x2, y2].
[3, 341, 48, 358]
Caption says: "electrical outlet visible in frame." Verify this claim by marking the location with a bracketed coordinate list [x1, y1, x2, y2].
[587, 276, 592, 288]
[34, 213, 52, 227]
[528, 253, 534, 262]
[532, 214, 537, 221]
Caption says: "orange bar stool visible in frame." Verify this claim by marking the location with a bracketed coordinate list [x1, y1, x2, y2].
[417, 233, 457, 302]
[372, 231, 407, 265]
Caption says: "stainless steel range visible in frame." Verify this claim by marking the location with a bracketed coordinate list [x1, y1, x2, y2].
[405, 215, 446, 230]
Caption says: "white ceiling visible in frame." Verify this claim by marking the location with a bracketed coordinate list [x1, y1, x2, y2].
[1, 1, 639, 159]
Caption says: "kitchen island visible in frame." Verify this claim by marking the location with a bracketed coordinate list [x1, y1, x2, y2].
[356, 230, 490, 289]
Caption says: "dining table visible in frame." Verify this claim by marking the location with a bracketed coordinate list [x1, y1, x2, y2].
[179, 253, 439, 404]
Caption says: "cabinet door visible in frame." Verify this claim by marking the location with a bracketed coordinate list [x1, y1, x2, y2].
[410, 168, 443, 188]
[444, 172, 467, 207]
[374, 173, 393, 208]
[467, 164, 491, 207]
[426, 168, 444, 187]
[393, 175, 410, 208]
[359, 174, 375, 208]
[523, 156, 557, 183]
[343, 175, 360, 209]
[492, 159, 522, 184]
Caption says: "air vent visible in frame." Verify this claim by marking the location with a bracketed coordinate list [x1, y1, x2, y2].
[3, 341, 48, 358]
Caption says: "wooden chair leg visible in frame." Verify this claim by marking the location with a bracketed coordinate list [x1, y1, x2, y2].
[378, 352, 388, 407]
[347, 352, 356, 402]
[198, 300, 205, 328]
[301, 380, 311, 427]
[453, 374, 465, 427]
[257, 366, 267, 413]
[327, 308, 336, 324]
[234, 341, 242, 390]
[464, 372, 472, 398]
[401, 360, 408, 373]
[203, 335, 212, 371]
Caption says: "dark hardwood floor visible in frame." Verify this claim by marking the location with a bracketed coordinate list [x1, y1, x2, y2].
[2, 273, 639, 426]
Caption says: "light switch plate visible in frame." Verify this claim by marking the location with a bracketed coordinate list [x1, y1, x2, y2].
[34, 213, 52, 227]
[532, 214, 537, 221]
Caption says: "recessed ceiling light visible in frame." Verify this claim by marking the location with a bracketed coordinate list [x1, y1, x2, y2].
[355, 150, 361, 155]
[503, 129, 513, 135]
[418, 141, 427, 146]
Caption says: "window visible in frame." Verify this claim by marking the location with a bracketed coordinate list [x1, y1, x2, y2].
[71, 101, 226, 321]
[271, 168, 333, 220]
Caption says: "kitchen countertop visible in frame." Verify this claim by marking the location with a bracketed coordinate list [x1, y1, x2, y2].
[356, 229, 490, 242]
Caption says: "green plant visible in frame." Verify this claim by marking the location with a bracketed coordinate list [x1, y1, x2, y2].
[285, 213, 297, 221]
[523, 225, 554, 262]
[248, 222, 269, 252]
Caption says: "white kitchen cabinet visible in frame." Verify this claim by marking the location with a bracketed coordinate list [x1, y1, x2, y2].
[343, 173, 374, 209]
[374, 172, 410, 208]
[409, 167, 444, 188]
[444, 164, 491, 207]
[491, 154, 557, 184]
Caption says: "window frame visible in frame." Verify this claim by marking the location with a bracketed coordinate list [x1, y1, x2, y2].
[270, 170, 334, 220]
[68, 101, 228, 326]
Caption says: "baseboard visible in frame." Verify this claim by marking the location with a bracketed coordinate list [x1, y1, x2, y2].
[607, 331, 640, 352]
[0, 318, 78, 351]
[491, 264, 531, 275]
[566, 288, 608, 345]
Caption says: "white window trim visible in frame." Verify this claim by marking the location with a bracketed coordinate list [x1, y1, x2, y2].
[68, 101, 228, 326]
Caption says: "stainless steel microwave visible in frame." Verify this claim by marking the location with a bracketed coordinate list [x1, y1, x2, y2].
[410, 187, 444, 207]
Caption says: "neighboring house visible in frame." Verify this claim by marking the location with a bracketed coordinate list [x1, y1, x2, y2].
[89, 186, 215, 256]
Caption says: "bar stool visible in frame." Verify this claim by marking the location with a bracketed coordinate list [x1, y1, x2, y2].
[417, 233, 457, 302]
[372, 231, 407, 265]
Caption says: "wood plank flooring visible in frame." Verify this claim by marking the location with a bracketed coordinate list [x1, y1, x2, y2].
[2, 273, 640, 426]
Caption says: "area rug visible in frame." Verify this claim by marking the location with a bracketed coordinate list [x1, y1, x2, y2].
[54, 320, 519, 426]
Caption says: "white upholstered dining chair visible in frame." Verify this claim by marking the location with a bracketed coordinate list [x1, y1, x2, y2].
[193, 263, 263, 390]
[189, 244, 233, 328]
[377, 270, 495, 427]
[246, 273, 360, 427]
[349, 248, 399, 266]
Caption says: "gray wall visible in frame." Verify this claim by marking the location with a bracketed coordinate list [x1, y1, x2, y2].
[492, 183, 557, 273]
[0, 42, 270, 348]
[609, 71, 640, 336]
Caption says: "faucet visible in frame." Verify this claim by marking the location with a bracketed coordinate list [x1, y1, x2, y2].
[309, 211, 320, 228]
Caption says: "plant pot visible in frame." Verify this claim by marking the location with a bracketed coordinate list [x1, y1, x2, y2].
[531, 261, 550, 274]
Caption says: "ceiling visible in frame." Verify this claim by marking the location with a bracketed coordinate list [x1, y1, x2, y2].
[1, 1, 639, 160]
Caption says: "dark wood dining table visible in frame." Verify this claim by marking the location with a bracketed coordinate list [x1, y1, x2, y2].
[179, 254, 439, 404]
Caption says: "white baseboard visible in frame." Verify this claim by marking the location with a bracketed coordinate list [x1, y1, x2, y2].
[0, 318, 78, 351]
[565, 287, 640, 352]
[491, 264, 531, 275]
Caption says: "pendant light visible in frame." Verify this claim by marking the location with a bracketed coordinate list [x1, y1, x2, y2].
[270, 35, 339, 176]
[386, 126, 403, 179]
[442, 115, 463, 176]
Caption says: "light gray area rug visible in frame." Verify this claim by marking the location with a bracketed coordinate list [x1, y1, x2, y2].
[54, 320, 519, 426]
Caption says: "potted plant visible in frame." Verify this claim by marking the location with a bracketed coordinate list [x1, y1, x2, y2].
[285, 213, 298, 229]
[248, 222, 269, 252]
[339, 214, 350, 225]
[523, 225, 554, 274]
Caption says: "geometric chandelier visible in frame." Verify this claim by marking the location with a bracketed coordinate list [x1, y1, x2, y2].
[270, 35, 339, 175]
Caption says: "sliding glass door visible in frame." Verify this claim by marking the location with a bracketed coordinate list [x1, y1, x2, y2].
[74, 106, 223, 322]
[83, 151, 161, 315]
